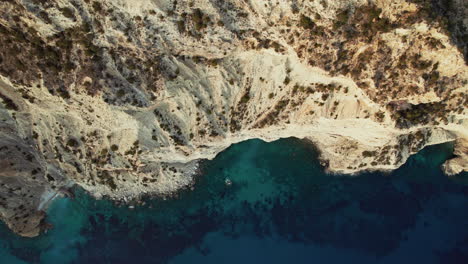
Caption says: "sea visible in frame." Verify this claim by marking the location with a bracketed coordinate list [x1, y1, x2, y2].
[0, 138, 467, 264]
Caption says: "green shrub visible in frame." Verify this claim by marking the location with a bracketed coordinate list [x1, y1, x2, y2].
[362, 150, 376, 157]
[192, 9, 208, 31]
[299, 15, 315, 30]
[67, 138, 79, 148]
[240, 93, 250, 104]
[92, 1, 103, 12]
[60, 7, 75, 19]
[0, 93, 18, 110]
[177, 20, 185, 33]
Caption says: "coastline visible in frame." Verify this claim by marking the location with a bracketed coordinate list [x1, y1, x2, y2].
[0, 0, 466, 239]
[2, 139, 467, 263]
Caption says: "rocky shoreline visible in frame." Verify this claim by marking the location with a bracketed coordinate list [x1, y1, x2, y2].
[0, 0, 467, 237]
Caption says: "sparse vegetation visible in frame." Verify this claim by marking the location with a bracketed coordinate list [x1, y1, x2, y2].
[67, 138, 79, 148]
[299, 15, 315, 30]
[374, 111, 385, 122]
[254, 99, 290, 128]
[333, 9, 349, 30]
[362, 150, 376, 158]
[60, 7, 75, 20]
[92, 2, 103, 13]
[0, 93, 18, 110]
[192, 8, 210, 31]
[392, 102, 445, 128]
[239, 93, 250, 104]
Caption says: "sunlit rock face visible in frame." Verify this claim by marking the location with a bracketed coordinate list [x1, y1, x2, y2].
[0, 0, 466, 237]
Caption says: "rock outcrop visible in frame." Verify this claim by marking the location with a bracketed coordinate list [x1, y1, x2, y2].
[0, 0, 466, 237]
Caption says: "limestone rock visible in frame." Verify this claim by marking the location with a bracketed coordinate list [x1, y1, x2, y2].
[0, 0, 466, 236]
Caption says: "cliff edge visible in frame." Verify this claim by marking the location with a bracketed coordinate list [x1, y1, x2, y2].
[0, 0, 466, 237]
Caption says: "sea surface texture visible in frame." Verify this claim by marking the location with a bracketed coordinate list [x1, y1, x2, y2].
[1, 138, 467, 264]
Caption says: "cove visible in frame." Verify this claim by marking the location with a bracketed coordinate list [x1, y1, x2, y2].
[0, 138, 467, 264]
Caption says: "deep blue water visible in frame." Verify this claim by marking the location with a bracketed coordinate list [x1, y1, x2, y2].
[1, 138, 467, 264]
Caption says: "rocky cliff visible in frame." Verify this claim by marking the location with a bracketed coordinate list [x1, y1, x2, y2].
[0, 0, 466, 237]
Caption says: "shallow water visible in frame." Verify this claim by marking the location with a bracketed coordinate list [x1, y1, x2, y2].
[1, 138, 467, 264]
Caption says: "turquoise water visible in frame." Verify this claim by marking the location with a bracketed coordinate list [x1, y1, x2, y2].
[0, 138, 467, 263]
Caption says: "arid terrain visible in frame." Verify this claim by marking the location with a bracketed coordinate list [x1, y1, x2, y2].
[0, 0, 466, 237]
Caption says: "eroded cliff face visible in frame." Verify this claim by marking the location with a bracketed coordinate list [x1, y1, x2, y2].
[0, 0, 466, 237]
